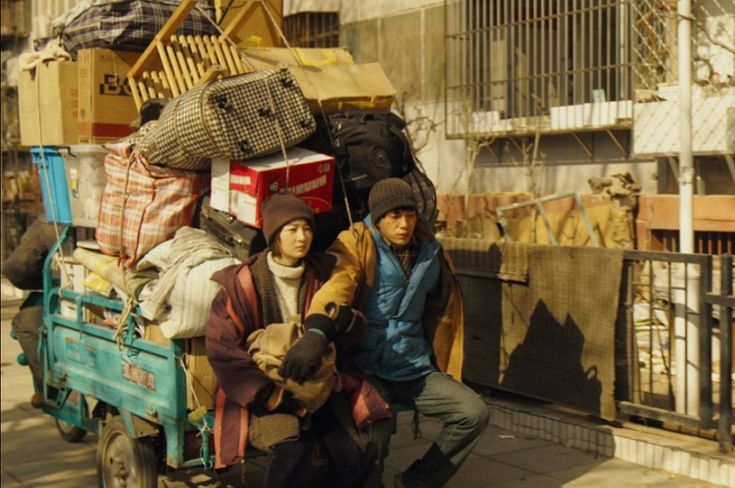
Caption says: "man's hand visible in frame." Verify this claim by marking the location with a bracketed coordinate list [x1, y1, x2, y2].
[279, 330, 329, 383]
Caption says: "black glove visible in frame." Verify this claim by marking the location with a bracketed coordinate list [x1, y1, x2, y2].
[251, 383, 301, 416]
[328, 302, 358, 333]
[279, 330, 329, 384]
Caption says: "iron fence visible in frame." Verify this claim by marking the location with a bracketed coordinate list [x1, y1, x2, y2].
[618, 250, 733, 452]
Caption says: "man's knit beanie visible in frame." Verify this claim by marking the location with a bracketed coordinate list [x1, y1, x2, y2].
[368, 178, 417, 223]
[261, 192, 315, 245]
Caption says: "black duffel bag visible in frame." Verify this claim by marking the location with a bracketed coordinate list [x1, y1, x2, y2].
[306, 111, 416, 192]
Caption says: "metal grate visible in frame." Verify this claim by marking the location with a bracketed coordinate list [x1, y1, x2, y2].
[446, 0, 633, 122]
[446, 0, 734, 137]
[655, 230, 735, 256]
[284, 12, 340, 48]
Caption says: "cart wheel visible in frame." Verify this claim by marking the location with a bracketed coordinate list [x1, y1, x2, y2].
[97, 417, 157, 488]
[55, 418, 87, 443]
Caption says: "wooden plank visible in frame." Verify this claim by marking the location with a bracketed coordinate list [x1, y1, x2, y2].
[221, 0, 257, 42]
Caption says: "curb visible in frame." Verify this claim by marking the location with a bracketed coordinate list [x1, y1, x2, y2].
[484, 396, 734, 486]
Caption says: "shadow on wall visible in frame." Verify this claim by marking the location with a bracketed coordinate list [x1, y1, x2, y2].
[500, 300, 602, 416]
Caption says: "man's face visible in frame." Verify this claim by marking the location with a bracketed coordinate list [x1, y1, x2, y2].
[376, 208, 417, 247]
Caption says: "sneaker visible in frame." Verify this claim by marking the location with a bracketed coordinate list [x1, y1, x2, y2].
[30, 393, 44, 409]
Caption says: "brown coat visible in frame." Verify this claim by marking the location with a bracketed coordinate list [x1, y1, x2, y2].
[205, 252, 334, 468]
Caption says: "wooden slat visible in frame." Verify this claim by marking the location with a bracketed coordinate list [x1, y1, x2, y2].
[129, 73, 145, 109]
[166, 44, 189, 94]
[171, 36, 194, 90]
[202, 36, 221, 74]
[229, 44, 245, 73]
[137, 80, 151, 103]
[150, 71, 166, 98]
[141, 72, 157, 99]
[185, 35, 207, 79]
[194, 35, 212, 69]
[198, 64, 226, 86]
[210, 35, 232, 75]
[157, 42, 181, 97]
[157, 71, 171, 93]
[178, 35, 201, 84]
[219, 38, 238, 74]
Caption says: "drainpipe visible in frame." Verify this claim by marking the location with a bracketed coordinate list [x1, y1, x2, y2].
[675, 0, 699, 417]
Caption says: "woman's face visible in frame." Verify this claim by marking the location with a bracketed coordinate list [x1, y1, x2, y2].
[274, 218, 313, 266]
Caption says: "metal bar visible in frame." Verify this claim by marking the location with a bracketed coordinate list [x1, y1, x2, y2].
[534, 201, 558, 244]
[622, 249, 710, 265]
[718, 254, 733, 453]
[574, 193, 600, 246]
[617, 401, 706, 429]
[699, 255, 714, 428]
[570, 131, 592, 157]
[605, 129, 627, 155]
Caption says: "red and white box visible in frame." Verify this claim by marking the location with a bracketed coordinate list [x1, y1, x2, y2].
[210, 147, 335, 228]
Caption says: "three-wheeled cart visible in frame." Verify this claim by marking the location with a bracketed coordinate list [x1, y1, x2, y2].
[35, 227, 218, 487]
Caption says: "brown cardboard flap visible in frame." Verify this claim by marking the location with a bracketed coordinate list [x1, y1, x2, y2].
[18, 61, 79, 146]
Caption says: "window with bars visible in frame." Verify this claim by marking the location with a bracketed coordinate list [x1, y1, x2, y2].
[284, 12, 340, 48]
[446, 0, 633, 121]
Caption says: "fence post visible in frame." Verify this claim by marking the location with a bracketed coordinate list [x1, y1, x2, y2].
[719, 255, 733, 453]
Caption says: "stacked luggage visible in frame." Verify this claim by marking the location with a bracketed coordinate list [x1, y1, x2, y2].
[12, 0, 439, 477]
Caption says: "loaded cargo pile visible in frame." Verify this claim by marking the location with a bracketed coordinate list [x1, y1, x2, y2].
[16, 0, 436, 417]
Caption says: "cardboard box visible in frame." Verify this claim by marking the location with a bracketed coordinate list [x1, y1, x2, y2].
[211, 147, 335, 228]
[244, 47, 396, 112]
[18, 61, 79, 146]
[76, 48, 140, 144]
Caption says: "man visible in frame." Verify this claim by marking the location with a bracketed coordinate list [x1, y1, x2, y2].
[280, 178, 489, 488]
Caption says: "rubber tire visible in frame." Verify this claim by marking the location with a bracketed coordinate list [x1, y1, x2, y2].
[55, 418, 87, 443]
[97, 417, 157, 488]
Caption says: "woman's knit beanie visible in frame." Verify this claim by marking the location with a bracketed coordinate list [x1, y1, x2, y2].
[368, 178, 417, 223]
[261, 192, 315, 245]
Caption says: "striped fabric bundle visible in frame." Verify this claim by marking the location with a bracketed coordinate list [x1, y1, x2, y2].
[95, 145, 209, 267]
[60, 0, 216, 58]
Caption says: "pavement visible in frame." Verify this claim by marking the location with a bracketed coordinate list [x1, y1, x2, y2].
[0, 290, 727, 487]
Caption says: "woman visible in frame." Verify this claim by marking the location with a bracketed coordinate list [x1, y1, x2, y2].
[205, 191, 361, 487]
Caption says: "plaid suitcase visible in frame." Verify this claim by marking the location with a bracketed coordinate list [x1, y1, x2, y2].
[139, 69, 316, 170]
[60, 0, 216, 58]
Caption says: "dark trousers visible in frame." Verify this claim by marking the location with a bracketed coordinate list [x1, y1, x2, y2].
[11, 292, 44, 391]
[362, 372, 490, 488]
[261, 400, 364, 488]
